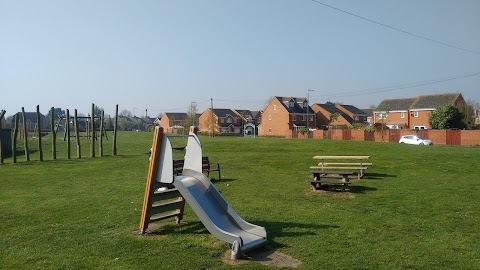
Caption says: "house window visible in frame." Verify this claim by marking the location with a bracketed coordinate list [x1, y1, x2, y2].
[400, 112, 405, 118]
[269, 114, 272, 121]
[220, 118, 224, 124]
[309, 115, 314, 121]
[302, 115, 306, 121]
[289, 101, 294, 108]
[226, 117, 232, 124]
[268, 128, 272, 133]
[292, 115, 296, 121]
[273, 105, 277, 111]
[413, 111, 418, 117]
[378, 112, 387, 120]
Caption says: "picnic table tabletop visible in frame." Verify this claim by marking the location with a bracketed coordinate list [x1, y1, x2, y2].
[313, 156, 370, 160]
[308, 170, 355, 175]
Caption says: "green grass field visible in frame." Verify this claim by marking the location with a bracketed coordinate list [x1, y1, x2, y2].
[1, 132, 479, 269]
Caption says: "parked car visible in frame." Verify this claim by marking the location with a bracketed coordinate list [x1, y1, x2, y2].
[399, 135, 433, 145]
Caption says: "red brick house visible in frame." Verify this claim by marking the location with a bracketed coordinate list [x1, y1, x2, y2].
[311, 103, 367, 129]
[258, 96, 315, 137]
[335, 104, 368, 124]
[311, 103, 354, 129]
[159, 112, 200, 132]
[374, 93, 467, 129]
[198, 108, 245, 134]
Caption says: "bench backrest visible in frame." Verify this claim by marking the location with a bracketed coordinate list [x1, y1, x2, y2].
[174, 157, 211, 175]
[202, 157, 211, 170]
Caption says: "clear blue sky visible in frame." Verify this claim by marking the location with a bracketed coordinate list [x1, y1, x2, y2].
[1, 0, 479, 118]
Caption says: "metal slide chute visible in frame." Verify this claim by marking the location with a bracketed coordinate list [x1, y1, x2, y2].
[152, 127, 267, 259]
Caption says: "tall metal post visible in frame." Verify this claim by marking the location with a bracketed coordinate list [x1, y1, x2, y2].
[307, 89, 314, 132]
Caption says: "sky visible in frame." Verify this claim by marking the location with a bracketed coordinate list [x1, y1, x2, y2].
[1, 0, 479, 118]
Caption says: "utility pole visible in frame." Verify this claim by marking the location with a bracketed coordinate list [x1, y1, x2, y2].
[210, 98, 215, 138]
[307, 89, 314, 134]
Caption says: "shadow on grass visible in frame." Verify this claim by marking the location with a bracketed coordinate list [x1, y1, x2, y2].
[146, 219, 337, 249]
[363, 172, 397, 180]
[210, 178, 237, 183]
[146, 221, 210, 236]
[349, 185, 377, 194]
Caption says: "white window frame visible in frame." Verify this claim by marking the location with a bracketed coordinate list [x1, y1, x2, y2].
[273, 105, 277, 111]
[400, 112, 405, 118]
[292, 115, 296, 121]
[413, 111, 418, 117]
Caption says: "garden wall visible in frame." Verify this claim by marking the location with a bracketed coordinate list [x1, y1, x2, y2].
[286, 128, 480, 146]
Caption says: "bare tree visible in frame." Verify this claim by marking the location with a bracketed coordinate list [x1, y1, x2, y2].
[185, 102, 198, 127]
[120, 110, 133, 118]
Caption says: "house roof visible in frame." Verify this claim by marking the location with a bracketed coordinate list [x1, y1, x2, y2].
[375, 98, 416, 111]
[410, 93, 461, 110]
[234, 109, 253, 118]
[361, 109, 374, 117]
[338, 104, 367, 115]
[163, 112, 188, 121]
[15, 112, 46, 123]
[376, 93, 462, 112]
[275, 96, 314, 114]
[314, 103, 354, 124]
[212, 109, 238, 118]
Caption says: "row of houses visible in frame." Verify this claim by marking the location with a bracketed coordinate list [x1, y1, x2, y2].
[159, 92, 475, 136]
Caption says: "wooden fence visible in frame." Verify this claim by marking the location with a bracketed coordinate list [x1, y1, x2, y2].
[0, 104, 119, 165]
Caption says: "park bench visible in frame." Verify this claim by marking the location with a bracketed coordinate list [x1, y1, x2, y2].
[173, 157, 221, 180]
[202, 156, 221, 180]
[310, 156, 372, 179]
[306, 170, 354, 192]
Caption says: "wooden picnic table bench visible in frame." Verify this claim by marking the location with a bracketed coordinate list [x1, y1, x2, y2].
[311, 156, 372, 179]
[306, 170, 354, 192]
[173, 156, 221, 180]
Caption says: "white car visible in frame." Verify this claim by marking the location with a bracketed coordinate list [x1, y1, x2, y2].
[399, 135, 433, 145]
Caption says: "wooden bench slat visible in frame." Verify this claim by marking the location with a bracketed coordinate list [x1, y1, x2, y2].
[309, 170, 354, 174]
[310, 166, 369, 170]
[313, 156, 370, 159]
[318, 162, 373, 166]
[306, 180, 350, 184]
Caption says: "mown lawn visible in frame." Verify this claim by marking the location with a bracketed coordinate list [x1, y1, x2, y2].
[1, 132, 479, 269]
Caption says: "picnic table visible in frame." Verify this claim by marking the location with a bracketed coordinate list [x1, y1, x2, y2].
[311, 156, 371, 179]
[306, 170, 355, 192]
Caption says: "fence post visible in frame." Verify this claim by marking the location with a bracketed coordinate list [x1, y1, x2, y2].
[12, 114, 19, 163]
[113, 104, 118, 156]
[90, 104, 95, 158]
[0, 110, 5, 164]
[51, 107, 56, 160]
[21, 107, 29, 161]
[74, 109, 81, 159]
[66, 109, 71, 159]
[99, 110, 104, 157]
[36, 105, 43, 161]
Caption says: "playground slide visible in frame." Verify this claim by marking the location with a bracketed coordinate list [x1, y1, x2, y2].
[173, 169, 267, 259]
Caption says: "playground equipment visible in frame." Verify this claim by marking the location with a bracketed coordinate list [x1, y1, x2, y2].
[140, 126, 267, 259]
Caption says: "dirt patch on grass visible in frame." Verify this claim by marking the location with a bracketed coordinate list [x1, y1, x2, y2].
[223, 248, 301, 268]
[306, 188, 356, 198]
